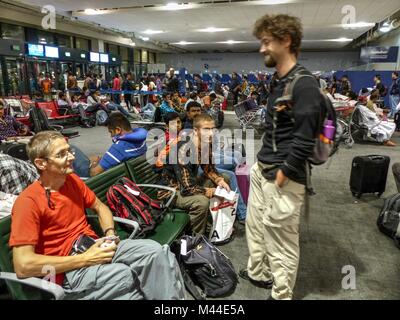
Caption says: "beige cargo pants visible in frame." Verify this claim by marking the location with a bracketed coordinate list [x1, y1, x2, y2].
[245, 162, 305, 300]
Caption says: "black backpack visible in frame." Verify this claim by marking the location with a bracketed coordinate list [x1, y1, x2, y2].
[29, 107, 79, 138]
[29, 107, 52, 133]
[171, 235, 238, 298]
[377, 193, 400, 249]
[277, 70, 341, 165]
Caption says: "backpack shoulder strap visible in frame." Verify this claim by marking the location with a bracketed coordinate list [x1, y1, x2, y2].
[284, 71, 316, 100]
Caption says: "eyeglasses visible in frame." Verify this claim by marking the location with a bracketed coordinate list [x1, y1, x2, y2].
[47, 148, 76, 160]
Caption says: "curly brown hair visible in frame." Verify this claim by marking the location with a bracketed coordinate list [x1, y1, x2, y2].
[253, 14, 303, 57]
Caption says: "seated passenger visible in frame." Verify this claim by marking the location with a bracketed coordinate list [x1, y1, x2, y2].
[73, 112, 147, 177]
[9, 130, 185, 300]
[0, 102, 31, 142]
[357, 104, 396, 146]
[57, 92, 69, 108]
[32, 91, 45, 102]
[184, 101, 202, 129]
[171, 91, 185, 113]
[367, 89, 386, 119]
[70, 95, 94, 128]
[160, 92, 176, 120]
[0, 154, 39, 195]
[159, 114, 231, 234]
[159, 112, 248, 223]
[99, 95, 135, 119]
[243, 91, 259, 111]
[184, 92, 202, 110]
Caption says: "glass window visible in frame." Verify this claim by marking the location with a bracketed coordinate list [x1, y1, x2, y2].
[75, 37, 90, 51]
[107, 43, 119, 55]
[120, 46, 128, 61]
[134, 49, 141, 63]
[37, 31, 55, 45]
[56, 34, 72, 47]
[149, 52, 155, 64]
[1, 23, 24, 41]
[141, 50, 148, 63]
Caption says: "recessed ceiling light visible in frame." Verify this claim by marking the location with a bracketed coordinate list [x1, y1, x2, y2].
[334, 37, 353, 42]
[302, 38, 352, 42]
[379, 21, 393, 33]
[197, 27, 231, 33]
[142, 29, 164, 35]
[343, 22, 375, 28]
[164, 3, 182, 10]
[140, 36, 150, 41]
[84, 8, 98, 15]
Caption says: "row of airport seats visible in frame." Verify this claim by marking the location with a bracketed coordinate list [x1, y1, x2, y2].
[185, 73, 259, 86]
[0, 155, 190, 300]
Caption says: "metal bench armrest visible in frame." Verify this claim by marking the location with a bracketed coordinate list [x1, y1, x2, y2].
[136, 184, 176, 208]
[0, 272, 65, 300]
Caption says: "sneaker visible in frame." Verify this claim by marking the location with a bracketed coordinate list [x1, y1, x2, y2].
[80, 123, 93, 128]
[238, 269, 273, 289]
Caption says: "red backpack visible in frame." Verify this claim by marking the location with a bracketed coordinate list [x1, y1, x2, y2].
[106, 177, 165, 237]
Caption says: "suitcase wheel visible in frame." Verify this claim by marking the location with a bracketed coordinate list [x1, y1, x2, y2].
[352, 192, 362, 199]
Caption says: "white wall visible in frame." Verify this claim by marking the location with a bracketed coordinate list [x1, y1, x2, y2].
[159, 51, 362, 74]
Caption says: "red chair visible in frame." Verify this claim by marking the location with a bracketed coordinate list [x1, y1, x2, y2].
[35, 101, 79, 121]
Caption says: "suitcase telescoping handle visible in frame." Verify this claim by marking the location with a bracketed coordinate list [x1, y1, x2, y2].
[368, 155, 386, 161]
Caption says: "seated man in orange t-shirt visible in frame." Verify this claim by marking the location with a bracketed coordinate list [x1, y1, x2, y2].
[9, 131, 185, 300]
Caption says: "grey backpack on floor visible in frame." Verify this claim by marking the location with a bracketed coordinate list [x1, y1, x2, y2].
[96, 110, 109, 126]
[377, 193, 400, 249]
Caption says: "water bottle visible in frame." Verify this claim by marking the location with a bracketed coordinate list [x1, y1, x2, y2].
[323, 120, 335, 140]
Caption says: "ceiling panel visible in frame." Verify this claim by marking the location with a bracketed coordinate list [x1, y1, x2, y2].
[14, 0, 400, 52]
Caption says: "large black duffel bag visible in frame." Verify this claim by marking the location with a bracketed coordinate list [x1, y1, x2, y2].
[0, 142, 29, 161]
[377, 193, 400, 249]
[172, 235, 238, 298]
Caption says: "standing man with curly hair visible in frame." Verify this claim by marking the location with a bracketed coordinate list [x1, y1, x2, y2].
[240, 14, 324, 300]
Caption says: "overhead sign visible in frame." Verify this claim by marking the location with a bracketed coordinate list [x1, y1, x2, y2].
[90, 52, 99, 62]
[100, 53, 109, 63]
[360, 46, 399, 63]
[45, 46, 59, 58]
[28, 43, 44, 57]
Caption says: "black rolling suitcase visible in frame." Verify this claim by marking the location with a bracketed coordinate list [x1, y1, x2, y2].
[350, 155, 390, 198]
[0, 142, 29, 161]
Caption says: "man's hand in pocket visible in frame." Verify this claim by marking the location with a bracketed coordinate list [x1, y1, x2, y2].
[275, 169, 288, 188]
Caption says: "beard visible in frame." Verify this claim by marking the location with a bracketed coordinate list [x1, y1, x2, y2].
[264, 54, 277, 68]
